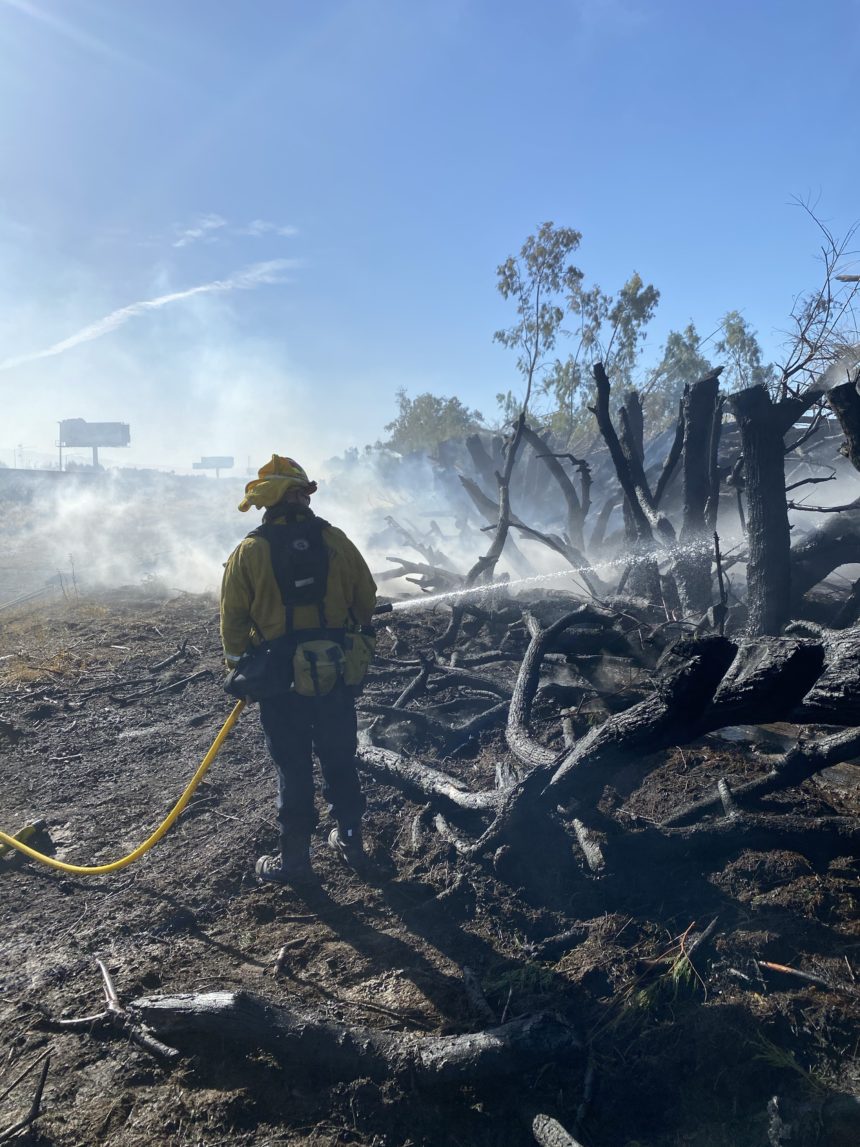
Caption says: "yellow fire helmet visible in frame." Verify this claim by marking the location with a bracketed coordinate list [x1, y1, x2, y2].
[238, 455, 318, 513]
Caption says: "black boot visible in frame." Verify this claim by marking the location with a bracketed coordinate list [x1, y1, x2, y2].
[256, 836, 313, 885]
[282, 834, 314, 879]
[328, 825, 365, 868]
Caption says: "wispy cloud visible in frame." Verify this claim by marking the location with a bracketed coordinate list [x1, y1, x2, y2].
[238, 219, 299, 239]
[171, 215, 298, 248]
[172, 213, 228, 248]
[0, 259, 295, 372]
[1, 0, 143, 68]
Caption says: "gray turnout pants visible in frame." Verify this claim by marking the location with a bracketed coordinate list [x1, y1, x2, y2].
[258, 684, 365, 849]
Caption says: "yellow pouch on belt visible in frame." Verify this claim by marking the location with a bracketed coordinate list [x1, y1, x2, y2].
[343, 628, 376, 687]
[293, 640, 345, 697]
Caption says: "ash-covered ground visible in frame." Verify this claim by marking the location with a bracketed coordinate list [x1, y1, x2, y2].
[1, 580, 859, 1147]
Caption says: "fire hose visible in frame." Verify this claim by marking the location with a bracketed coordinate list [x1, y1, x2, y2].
[0, 700, 245, 875]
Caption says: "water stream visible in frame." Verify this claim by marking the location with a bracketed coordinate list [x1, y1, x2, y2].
[390, 538, 717, 613]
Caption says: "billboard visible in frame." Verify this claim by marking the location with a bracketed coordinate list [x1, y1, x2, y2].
[59, 419, 130, 448]
[193, 457, 234, 470]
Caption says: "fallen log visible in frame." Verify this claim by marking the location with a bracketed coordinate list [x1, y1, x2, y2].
[128, 991, 581, 1086]
[661, 727, 860, 827]
[701, 637, 824, 729]
[360, 700, 509, 745]
[613, 813, 860, 868]
[789, 504, 860, 608]
[506, 608, 598, 770]
[545, 636, 739, 805]
[794, 625, 860, 724]
[532, 1113, 586, 1147]
[358, 736, 501, 811]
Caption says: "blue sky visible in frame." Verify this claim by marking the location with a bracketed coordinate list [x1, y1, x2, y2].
[1, 0, 858, 473]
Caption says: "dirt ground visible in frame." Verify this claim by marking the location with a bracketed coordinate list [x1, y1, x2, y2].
[1, 586, 859, 1147]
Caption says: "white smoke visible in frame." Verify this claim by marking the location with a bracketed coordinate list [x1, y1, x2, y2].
[819, 345, 860, 392]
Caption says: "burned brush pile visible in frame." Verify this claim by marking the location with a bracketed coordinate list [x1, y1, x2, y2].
[1, 582, 859, 1147]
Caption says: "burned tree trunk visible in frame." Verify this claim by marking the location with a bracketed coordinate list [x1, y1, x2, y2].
[458, 475, 533, 577]
[519, 423, 586, 550]
[590, 364, 662, 602]
[674, 372, 722, 615]
[466, 434, 501, 492]
[827, 377, 860, 473]
[729, 385, 792, 635]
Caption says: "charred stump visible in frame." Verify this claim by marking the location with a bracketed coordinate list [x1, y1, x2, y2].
[675, 372, 722, 615]
[729, 385, 792, 635]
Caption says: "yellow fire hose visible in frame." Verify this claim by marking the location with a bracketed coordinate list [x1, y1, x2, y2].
[0, 700, 245, 875]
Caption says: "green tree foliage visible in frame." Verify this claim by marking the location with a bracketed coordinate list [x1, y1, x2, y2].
[542, 271, 660, 439]
[640, 314, 776, 430]
[714, 310, 776, 392]
[494, 223, 660, 439]
[492, 223, 792, 447]
[382, 388, 484, 454]
[642, 322, 714, 428]
[493, 222, 585, 413]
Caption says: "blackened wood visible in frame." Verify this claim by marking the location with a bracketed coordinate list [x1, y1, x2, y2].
[591, 364, 663, 602]
[729, 386, 792, 635]
[661, 726, 860, 827]
[520, 423, 585, 550]
[701, 638, 825, 730]
[794, 625, 860, 724]
[468, 637, 738, 860]
[613, 814, 860, 868]
[705, 395, 724, 532]
[653, 400, 685, 508]
[466, 434, 501, 492]
[393, 657, 434, 708]
[506, 609, 595, 769]
[129, 992, 582, 1086]
[622, 389, 645, 463]
[789, 505, 860, 606]
[458, 475, 533, 578]
[545, 637, 737, 803]
[358, 738, 501, 810]
[591, 364, 656, 544]
[380, 558, 462, 590]
[619, 409, 661, 523]
[460, 461, 605, 596]
[675, 374, 721, 614]
[427, 667, 512, 699]
[827, 378, 860, 472]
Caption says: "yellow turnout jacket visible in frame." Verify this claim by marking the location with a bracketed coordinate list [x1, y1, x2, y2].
[220, 510, 377, 665]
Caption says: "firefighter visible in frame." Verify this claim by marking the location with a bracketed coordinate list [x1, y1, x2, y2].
[220, 455, 377, 884]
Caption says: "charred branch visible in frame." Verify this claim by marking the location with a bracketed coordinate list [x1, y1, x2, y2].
[506, 609, 594, 770]
[790, 505, 860, 606]
[358, 737, 501, 811]
[652, 399, 685, 508]
[661, 726, 860, 827]
[590, 364, 663, 602]
[127, 991, 582, 1087]
[519, 423, 585, 550]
